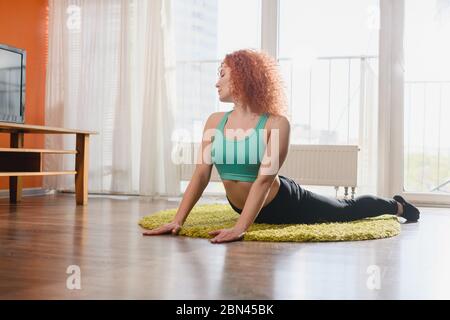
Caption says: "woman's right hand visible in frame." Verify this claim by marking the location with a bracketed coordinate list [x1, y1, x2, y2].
[142, 221, 182, 236]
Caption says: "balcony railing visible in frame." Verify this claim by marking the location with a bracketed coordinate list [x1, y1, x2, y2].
[404, 80, 450, 193]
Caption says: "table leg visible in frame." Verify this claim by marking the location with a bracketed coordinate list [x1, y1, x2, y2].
[75, 134, 89, 205]
[9, 132, 24, 203]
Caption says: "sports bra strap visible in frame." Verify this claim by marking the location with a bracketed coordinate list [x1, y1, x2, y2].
[216, 110, 268, 132]
[255, 113, 269, 130]
[216, 111, 232, 131]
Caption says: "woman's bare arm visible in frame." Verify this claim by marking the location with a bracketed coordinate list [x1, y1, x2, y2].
[143, 113, 222, 235]
[172, 113, 223, 224]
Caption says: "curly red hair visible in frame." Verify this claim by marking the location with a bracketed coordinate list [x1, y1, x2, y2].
[221, 49, 288, 116]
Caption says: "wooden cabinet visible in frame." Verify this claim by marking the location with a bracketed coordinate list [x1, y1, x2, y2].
[0, 122, 98, 205]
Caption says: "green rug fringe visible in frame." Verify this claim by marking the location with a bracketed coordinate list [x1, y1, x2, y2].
[139, 203, 400, 242]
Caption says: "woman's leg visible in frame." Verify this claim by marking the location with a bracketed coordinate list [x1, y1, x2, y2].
[247, 176, 402, 225]
[297, 190, 399, 224]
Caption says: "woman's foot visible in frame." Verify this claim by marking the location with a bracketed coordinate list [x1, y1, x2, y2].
[393, 195, 420, 222]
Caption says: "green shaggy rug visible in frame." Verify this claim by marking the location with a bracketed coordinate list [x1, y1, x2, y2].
[139, 204, 400, 242]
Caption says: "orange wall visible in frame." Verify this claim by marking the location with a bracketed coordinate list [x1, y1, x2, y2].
[0, 0, 48, 190]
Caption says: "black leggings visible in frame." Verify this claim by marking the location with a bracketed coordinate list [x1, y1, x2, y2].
[226, 175, 399, 224]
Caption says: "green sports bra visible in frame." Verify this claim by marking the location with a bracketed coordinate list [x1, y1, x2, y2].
[211, 110, 269, 182]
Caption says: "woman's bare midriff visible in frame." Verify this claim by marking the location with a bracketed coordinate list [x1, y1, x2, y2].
[223, 175, 281, 210]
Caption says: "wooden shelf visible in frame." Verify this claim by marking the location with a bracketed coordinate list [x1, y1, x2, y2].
[0, 122, 98, 135]
[0, 148, 77, 154]
[0, 171, 77, 177]
[0, 149, 77, 173]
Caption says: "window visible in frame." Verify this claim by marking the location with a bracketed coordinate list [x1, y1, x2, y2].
[404, 0, 450, 193]
[278, 0, 379, 146]
[173, 0, 380, 196]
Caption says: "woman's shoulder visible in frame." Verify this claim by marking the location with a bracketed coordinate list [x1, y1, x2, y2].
[204, 111, 228, 130]
[210, 111, 228, 119]
[266, 113, 290, 130]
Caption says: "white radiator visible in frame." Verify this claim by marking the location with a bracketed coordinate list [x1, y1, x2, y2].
[179, 144, 360, 198]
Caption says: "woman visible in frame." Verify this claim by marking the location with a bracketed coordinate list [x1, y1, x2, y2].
[143, 49, 420, 244]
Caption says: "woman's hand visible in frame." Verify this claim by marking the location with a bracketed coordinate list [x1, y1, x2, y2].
[208, 227, 245, 244]
[142, 221, 182, 236]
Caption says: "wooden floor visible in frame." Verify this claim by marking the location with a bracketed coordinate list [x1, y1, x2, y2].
[1, 192, 450, 300]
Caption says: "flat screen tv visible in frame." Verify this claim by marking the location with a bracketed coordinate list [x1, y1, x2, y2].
[0, 43, 26, 123]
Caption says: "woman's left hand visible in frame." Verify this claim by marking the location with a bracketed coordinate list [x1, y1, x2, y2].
[208, 227, 245, 244]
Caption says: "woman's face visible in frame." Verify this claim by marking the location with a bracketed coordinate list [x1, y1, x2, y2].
[215, 63, 234, 103]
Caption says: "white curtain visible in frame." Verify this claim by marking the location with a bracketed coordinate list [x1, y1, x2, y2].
[44, 0, 180, 197]
[377, 0, 405, 197]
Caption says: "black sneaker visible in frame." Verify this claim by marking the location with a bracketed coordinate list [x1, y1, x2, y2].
[393, 195, 420, 222]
